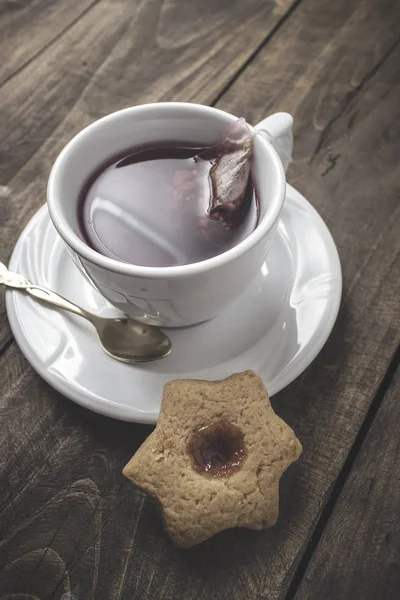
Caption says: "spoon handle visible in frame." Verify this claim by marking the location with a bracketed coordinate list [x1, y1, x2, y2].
[1, 263, 87, 320]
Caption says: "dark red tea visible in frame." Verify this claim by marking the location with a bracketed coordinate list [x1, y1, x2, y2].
[79, 144, 258, 267]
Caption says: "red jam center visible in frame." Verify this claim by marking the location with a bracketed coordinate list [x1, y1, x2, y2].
[187, 421, 246, 477]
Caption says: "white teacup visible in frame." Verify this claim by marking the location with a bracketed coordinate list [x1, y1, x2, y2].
[47, 103, 293, 327]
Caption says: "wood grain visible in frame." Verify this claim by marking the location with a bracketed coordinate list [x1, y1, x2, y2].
[294, 358, 400, 600]
[0, 0, 296, 352]
[0, 343, 153, 600]
[0, 0, 97, 86]
[0, 0, 400, 598]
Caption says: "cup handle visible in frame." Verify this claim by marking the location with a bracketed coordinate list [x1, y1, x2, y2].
[255, 112, 293, 173]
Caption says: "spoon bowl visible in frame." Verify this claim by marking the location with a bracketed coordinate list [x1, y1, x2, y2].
[0, 261, 171, 363]
[95, 316, 171, 362]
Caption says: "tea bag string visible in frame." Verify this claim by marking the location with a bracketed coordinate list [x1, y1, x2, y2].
[255, 129, 293, 170]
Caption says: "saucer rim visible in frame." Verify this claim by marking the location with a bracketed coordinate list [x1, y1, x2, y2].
[6, 184, 342, 423]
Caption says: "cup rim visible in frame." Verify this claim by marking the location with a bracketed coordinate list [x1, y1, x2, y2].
[47, 102, 286, 279]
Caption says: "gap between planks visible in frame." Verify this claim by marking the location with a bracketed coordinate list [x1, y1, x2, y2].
[210, 0, 304, 106]
[284, 343, 400, 600]
[0, 0, 102, 90]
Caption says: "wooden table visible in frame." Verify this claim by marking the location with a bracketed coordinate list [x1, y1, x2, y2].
[1, 0, 399, 598]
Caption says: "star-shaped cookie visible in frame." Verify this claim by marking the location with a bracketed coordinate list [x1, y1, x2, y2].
[123, 370, 302, 547]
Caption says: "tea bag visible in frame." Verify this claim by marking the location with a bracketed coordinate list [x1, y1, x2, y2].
[198, 117, 254, 229]
[160, 118, 255, 258]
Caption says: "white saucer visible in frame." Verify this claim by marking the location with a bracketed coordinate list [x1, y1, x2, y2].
[6, 185, 341, 423]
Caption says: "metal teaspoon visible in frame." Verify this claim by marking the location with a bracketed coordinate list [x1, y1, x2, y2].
[0, 262, 171, 363]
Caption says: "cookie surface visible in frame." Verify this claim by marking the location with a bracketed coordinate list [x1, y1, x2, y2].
[123, 370, 302, 548]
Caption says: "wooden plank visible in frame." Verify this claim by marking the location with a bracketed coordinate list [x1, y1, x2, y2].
[0, 342, 153, 599]
[0, 0, 296, 352]
[0, 0, 97, 86]
[294, 357, 400, 600]
[0, 0, 400, 599]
